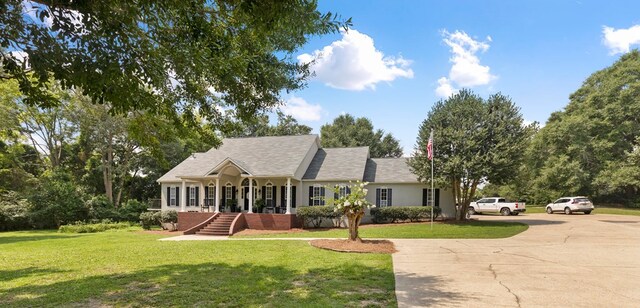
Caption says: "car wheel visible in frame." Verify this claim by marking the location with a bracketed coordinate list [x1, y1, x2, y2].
[584, 211, 591, 215]
[500, 207, 511, 216]
[546, 207, 553, 214]
[564, 207, 572, 215]
[468, 207, 476, 215]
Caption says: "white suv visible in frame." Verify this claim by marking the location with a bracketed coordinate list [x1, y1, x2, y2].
[546, 197, 594, 215]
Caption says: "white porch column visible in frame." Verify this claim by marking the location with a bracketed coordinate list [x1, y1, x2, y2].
[248, 177, 253, 213]
[215, 178, 220, 213]
[181, 179, 186, 212]
[286, 177, 292, 214]
[199, 181, 205, 212]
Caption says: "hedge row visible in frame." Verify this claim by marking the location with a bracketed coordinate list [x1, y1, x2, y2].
[58, 220, 133, 233]
[139, 210, 178, 230]
[296, 206, 342, 228]
[370, 206, 441, 224]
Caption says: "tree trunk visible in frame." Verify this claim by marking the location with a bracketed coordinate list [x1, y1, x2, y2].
[103, 134, 114, 204]
[346, 212, 363, 242]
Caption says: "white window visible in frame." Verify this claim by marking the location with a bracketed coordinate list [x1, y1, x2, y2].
[266, 183, 273, 201]
[189, 186, 196, 206]
[226, 184, 232, 203]
[338, 185, 348, 198]
[313, 186, 324, 206]
[380, 188, 388, 207]
[425, 190, 433, 207]
[207, 184, 215, 205]
[169, 187, 176, 206]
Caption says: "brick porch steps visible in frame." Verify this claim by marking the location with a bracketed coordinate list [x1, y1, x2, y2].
[196, 213, 239, 236]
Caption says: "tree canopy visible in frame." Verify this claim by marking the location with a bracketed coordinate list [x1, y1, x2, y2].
[224, 111, 312, 138]
[1, 0, 350, 129]
[518, 50, 640, 205]
[409, 89, 530, 220]
[320, 114, 403, 158]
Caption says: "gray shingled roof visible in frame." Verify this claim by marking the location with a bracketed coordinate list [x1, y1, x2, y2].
[302, 147, 369, 181]
[363, 158, 420, 183]
[158, 135, 318, 182]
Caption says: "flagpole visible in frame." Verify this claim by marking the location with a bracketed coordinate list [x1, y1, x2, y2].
[430, 129, 434, 231]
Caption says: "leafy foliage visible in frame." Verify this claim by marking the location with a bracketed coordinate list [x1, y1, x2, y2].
[139, 211, 161, 230]
[27, 170, 89, 228]
[331, 181, 373, 240]
[320, 114, 403, 158]
[58, 220, 133, 233]
[370, 206, 441, 224]
[0, 191, 31, 231]
[409, 89, 530, 220]
[296, 206, 340, 228]
[224, 111, 312, 138]
[1, 0, 349, 131]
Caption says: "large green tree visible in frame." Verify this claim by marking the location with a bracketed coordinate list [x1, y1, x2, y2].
[524, 50, 640, 205]
[320, 114, 403, 158]
[1, 0, 349, 129]
[225, 111, 312, 138]
[409, 89, 530, 220]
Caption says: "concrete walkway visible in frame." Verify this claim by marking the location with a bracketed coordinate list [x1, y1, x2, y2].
[392, 214, 640, 307]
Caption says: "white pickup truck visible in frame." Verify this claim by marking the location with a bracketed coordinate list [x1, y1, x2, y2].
[468, 197, 526, 216]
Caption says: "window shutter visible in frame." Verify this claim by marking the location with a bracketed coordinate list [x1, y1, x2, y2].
[435, 189, 440, 207]
[166, 187, 170, 207]
[320, 187, 325, 205]
[272, 186, 277, 207]
[376, 188, 380, 206]
[346, 186, 351, 195]
[281, 186, 285, 207]
[334, 185, 338, 199]
[422, 189, 428, 206]
[292, 186, 297, 208]
[204, 186, 209, 206]
[176, 187, 180, 207]
[388, 189, 393, 206]
[195, 187, 199, 207]
[262, 186, 266, 205]
[308, 186, 313, 206]
[232, 186, 236, 200]
[221, 187, 226, 206]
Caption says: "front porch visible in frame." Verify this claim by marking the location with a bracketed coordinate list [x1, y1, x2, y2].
[169, 157, 299, 215]
[177, 212, 301, 236]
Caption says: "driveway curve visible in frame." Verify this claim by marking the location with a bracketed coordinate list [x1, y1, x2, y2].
[392, 213, 640, 307]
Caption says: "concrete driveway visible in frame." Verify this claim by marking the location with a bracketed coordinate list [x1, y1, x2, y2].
[392, 213, 640, 307]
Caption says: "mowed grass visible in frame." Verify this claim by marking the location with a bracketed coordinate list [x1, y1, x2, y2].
[526, 206, 640, 216]
[0, 230, 395, 307]
[237, 221, 528, 239]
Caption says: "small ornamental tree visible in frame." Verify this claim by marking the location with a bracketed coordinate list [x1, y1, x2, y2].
[332, 181, 373, 241]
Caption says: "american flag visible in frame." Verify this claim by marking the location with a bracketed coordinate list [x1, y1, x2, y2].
[427, 130, 433, 161]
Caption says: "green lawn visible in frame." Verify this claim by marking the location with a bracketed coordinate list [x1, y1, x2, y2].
[526, 206, 640, 216]
[0, 230, 395, 307]
[236, 221, 528, 239]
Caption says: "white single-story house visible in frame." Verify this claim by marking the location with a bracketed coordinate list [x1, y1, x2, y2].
[157, 135, 454, 233]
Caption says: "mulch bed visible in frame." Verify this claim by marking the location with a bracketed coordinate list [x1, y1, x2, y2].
[310, 239, 397, 254]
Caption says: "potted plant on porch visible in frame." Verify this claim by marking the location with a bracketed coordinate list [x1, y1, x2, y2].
[253, 198, 265, 213]
[228, 199, 239, 212]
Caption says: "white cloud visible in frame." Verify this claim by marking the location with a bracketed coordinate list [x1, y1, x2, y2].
[602, 25, 640, 55]
[435, 30, 496, 97]
[298, 29, 413, 91]
[281, 96, 323, 122]
[435, 77, 457, 98]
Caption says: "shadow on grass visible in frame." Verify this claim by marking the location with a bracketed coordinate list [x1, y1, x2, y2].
[0, 234, 82, 245]
[394, 272, 473, 306]
[0, 267, 70, 283]
[0, 262, 396, 307]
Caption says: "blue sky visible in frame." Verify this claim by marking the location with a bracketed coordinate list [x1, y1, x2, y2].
[272, 0, 640, 156]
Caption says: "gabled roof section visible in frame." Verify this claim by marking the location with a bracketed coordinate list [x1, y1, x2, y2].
[302, 147, 369, 181]
[205, 157, 253, 175]
[157, 135, 319, 182]
[363, 158, 420, 183]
